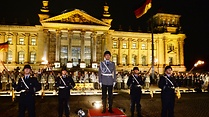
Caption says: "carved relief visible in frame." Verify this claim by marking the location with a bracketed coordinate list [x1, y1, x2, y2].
[61, 14, 93, 24]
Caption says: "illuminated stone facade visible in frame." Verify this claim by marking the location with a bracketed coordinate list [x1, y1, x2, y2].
[0, 1, 186, 73]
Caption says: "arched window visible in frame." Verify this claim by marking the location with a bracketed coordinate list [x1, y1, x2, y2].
[18, 51, 24, 64]
[7, 50, 12, 64]
[112, 54, 117, 65]
[30, 51, 36, 64]
[122, 54, 127, 66]
[142, 55, 147, 66]
[132, 54, 137, 66]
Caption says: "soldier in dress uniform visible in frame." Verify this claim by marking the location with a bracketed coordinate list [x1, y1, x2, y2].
[55, 66, 75, 117]
[40, 73, 47, 90]
[127, 67, 144, 117]
[158, 66, 178, 117]
[48, 72, 55, 90]
[1, 70, 8, 91]
[13, 64, 41, 117]
[98, 51, 116, 113]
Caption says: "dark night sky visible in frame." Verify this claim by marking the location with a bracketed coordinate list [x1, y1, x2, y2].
[0, 0, 209, 71]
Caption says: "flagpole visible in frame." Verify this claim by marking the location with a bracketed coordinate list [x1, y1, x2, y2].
[151, 12, 155, 82]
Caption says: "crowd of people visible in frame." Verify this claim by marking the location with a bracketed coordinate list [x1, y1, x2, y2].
[0, 68, 208, 92]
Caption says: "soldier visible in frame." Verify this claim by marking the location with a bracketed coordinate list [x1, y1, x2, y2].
[1, 70, 8, 91]
[116, 72, 123, 90]
[13, 64, 41, 117]
[40, 73, 47, 90]
[127, 67, 144, 117]
[9, 71, 15, 90]
[158, 66, 178, 117]
[48, 72, 55, 90]
[55, 66, 75, 117]
[98, 51, 116, 113]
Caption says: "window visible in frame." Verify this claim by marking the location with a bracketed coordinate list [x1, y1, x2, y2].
[31, 38, 36, 45]
[132, 43, 137, 49]
[132, 55, 137, 66]
[85, 46, 91, 67]
[19, 38, 24, 45]
[61, 33, 68, 40]
[123, 43, 127, 49]
[18, 51, 24, 64]
[169, 57, 173, 65]
[60, 46, 68, 66]
[142, 55, 147, 66]
[141, 43, 146, 50]
[122, 54, 127, 66]
[167, 43, 174, 53]
[30, 52, 36, 64]
[113, 42, 117, 48]
[8, 37, 12, 44]
[7, 50, 12, 63]
[112, 54, 117, 65]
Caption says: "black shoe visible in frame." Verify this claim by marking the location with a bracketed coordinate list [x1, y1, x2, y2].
[108, 109, 114, 113]
[102, 109, 106, 113]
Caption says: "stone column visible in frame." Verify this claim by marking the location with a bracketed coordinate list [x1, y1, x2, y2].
[138, 39, 142, 66]
[12, 33, 18, 64]
[104, 31, 112, 51]
[147, 39, 151, 65]
[179, 40, 184, 66]
[25, 33, 30, 64]
[91, 32, 97, 62]
[55, 30, 61, 62]
[163, 38, 167, 65]
[80, 31, 85, 62]
[0, 32, 6, 62]
[118, 38, 123, 66]
[158, 38, 164, 67]
[68, 30, 73, 62]
[43, 29, 49, 61]
[128, 38, 132, 66]
[176, 40, 179, 65]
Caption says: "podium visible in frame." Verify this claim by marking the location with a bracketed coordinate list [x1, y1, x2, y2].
[88, 108, 127, 117]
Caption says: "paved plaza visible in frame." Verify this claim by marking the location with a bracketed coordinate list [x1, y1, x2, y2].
[0, 90, 209, 117]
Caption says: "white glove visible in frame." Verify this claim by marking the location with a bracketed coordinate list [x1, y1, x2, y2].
[99, 83, 102, 87]
[113, 82, 116, 87]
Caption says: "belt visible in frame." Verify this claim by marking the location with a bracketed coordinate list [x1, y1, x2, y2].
[101, 74, 113, 76]
[59, 86, 65, 89]
[20, 90, 26, 92]
[135, 85, 142, 88]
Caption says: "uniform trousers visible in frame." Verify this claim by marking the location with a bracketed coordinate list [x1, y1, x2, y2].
[102, 85, 113, 110]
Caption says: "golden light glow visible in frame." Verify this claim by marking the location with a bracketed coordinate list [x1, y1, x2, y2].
[194, 60, 204, 67]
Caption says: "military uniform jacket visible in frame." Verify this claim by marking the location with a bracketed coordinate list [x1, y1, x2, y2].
[98, 60, 116, 85]
[127, 74, 144, 95]
[14, 76, 41, 96]
[158, 74, 178, 94]
[55, 75, 75, 97]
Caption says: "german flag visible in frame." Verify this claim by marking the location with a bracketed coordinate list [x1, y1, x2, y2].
[0, 41, 8, 52]
[134, 0, 152, 18]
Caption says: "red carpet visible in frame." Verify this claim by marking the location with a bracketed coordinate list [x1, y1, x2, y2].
[88, 108, 127, 117]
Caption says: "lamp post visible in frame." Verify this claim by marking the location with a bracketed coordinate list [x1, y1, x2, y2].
[188, 60, 204, 73]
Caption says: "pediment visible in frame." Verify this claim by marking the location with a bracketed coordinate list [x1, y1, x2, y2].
[42, 9, 110, 26]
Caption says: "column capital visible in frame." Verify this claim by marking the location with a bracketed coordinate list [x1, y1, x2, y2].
[13, 32, 18, 36]
[25, 33, 30, 37]
[43, 29, 49, 33]
[56, 30, 61, 34]
[90, 32, 97, 38]
[128, 38, 132, 41]
[0, 32, 6, 36]
[80, 31, 85, 37]
[68, 30, 73, 35]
